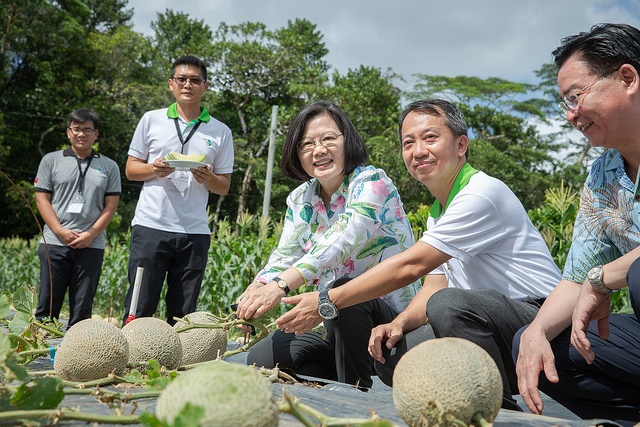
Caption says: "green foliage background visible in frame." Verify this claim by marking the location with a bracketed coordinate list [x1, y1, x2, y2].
[2, 1, 624, 323]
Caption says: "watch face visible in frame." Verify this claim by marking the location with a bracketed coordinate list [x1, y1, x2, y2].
[277, 280, 287, 289]
[588, 267, 602, 282]
[319, 303, 338, 319]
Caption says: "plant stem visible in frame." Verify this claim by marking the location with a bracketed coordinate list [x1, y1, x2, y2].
[279, 391, 394, 426]
[6, 333, 33, 351]
[0, 409, 140, 424]
[63, 388, 161, 401]
[61, 375, 130, 388]
[471, 411, 492, 427]
[33, 320, 65, 337]
[18, 347, 51, 358]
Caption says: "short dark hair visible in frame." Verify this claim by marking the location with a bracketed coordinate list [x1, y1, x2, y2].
[553, 23, 640, 76]
[398, 99, 468, 140]
[66, 108, 99, 129]
[281, 101, 369, 182]
[170, 56, 208, 81]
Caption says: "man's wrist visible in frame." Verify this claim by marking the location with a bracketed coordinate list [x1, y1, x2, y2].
[587, 266, 611, 294]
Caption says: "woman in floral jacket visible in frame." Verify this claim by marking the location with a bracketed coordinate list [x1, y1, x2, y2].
[235, 101, 420, 388]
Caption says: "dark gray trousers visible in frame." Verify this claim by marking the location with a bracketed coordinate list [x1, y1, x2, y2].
[513, 258, 640, 426]
[376, 287, 543, 411]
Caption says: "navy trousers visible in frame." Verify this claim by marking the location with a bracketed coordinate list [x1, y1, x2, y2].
[513, 258, 640, 426]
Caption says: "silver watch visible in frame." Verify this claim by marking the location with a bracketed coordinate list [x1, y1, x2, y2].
[587, 266, 611, 294]
[318, 289, 338, 320]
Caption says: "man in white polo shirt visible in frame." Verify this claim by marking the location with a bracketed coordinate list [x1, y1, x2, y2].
[276, 99, 561, 410]
[123, 56, 234, 325]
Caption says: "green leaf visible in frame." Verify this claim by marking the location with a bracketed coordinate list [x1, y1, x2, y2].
[12, 285, 36, 316]
[10, 377, 64, 410]
[124, 369, 145, 384]
[0, 293, 10, 320]
[5, 356, 29, 382]
[350, 203, 377, 221]
[299, 203, 314, 224]
[139, 403, 205, 427]
[0, 387, 13, 412]
[8, 311, 32, 335]
[356, 236, 398, 260]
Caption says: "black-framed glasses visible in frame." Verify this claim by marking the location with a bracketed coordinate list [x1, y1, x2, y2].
[68, 127, 96, 135]
[297, 132, 343, 153]
[560, 66, 620, 114]
[171, 76, 205, 87]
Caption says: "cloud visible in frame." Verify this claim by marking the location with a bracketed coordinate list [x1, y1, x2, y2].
[126, 0, 640, 89]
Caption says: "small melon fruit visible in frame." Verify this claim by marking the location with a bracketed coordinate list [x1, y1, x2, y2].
[121, 317, 183, 370]
[173, 311, 227, 366]
[54, 318, 129, 381]
[156, 361, 278, 427]
[165, 152, 206, 162]
[392, 337, 502, 427]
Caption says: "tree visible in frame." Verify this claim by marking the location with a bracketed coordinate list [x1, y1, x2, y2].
[204, 19, 330, 225]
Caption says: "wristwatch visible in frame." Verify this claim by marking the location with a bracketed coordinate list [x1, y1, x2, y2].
[587, 266, 611, 294]
[273, 276, 290, 295]
[318, 289, 338, 320]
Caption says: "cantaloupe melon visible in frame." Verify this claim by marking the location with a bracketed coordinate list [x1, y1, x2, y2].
[164, 152, 206, 162]
[155, 361, 278, 427]
[121, 317, 183, 370]
[173, 311, 227, 366]
[54, 318, 129, 381]
[392, 337, 502, 426]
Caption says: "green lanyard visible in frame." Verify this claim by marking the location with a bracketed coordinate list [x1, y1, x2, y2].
[429, 163, 479, 219]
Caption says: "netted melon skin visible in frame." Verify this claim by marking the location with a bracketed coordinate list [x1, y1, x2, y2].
[121, 317, 183, 370]
[156, 361, 279, 427]
[174, 311, 227, 366]
[54, 318, 129, 381]
[392, 337, 502, 426]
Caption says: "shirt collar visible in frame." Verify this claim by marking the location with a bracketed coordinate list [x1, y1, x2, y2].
[167, 102, 211, 124]
[63, 147, 99, 159]
[429, 162, 479, 219]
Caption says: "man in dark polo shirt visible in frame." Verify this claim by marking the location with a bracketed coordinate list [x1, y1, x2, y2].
[34, 108, 121, 328]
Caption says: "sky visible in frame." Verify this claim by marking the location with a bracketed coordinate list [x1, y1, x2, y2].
[124, 0, 640, 92]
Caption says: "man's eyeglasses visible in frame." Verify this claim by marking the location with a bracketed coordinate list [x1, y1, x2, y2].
[560, 66, 620, 114]
[171, 76, 205, 87]
[297, 133, 343, 153]
[68, 127, 96, 135]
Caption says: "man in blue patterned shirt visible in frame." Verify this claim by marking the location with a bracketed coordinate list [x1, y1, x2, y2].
[514, 23, 640, 426]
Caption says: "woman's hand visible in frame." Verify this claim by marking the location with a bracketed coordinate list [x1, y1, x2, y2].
[236, 281, 284, 320]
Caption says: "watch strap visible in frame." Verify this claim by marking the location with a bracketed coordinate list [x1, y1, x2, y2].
[588, 266, 611, 294]
[273, 276, 290, 295]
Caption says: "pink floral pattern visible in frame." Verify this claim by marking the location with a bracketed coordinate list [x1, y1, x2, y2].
[255, 165, 420, 312]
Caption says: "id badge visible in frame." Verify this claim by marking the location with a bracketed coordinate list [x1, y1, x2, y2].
[67, 194, 84, 214]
